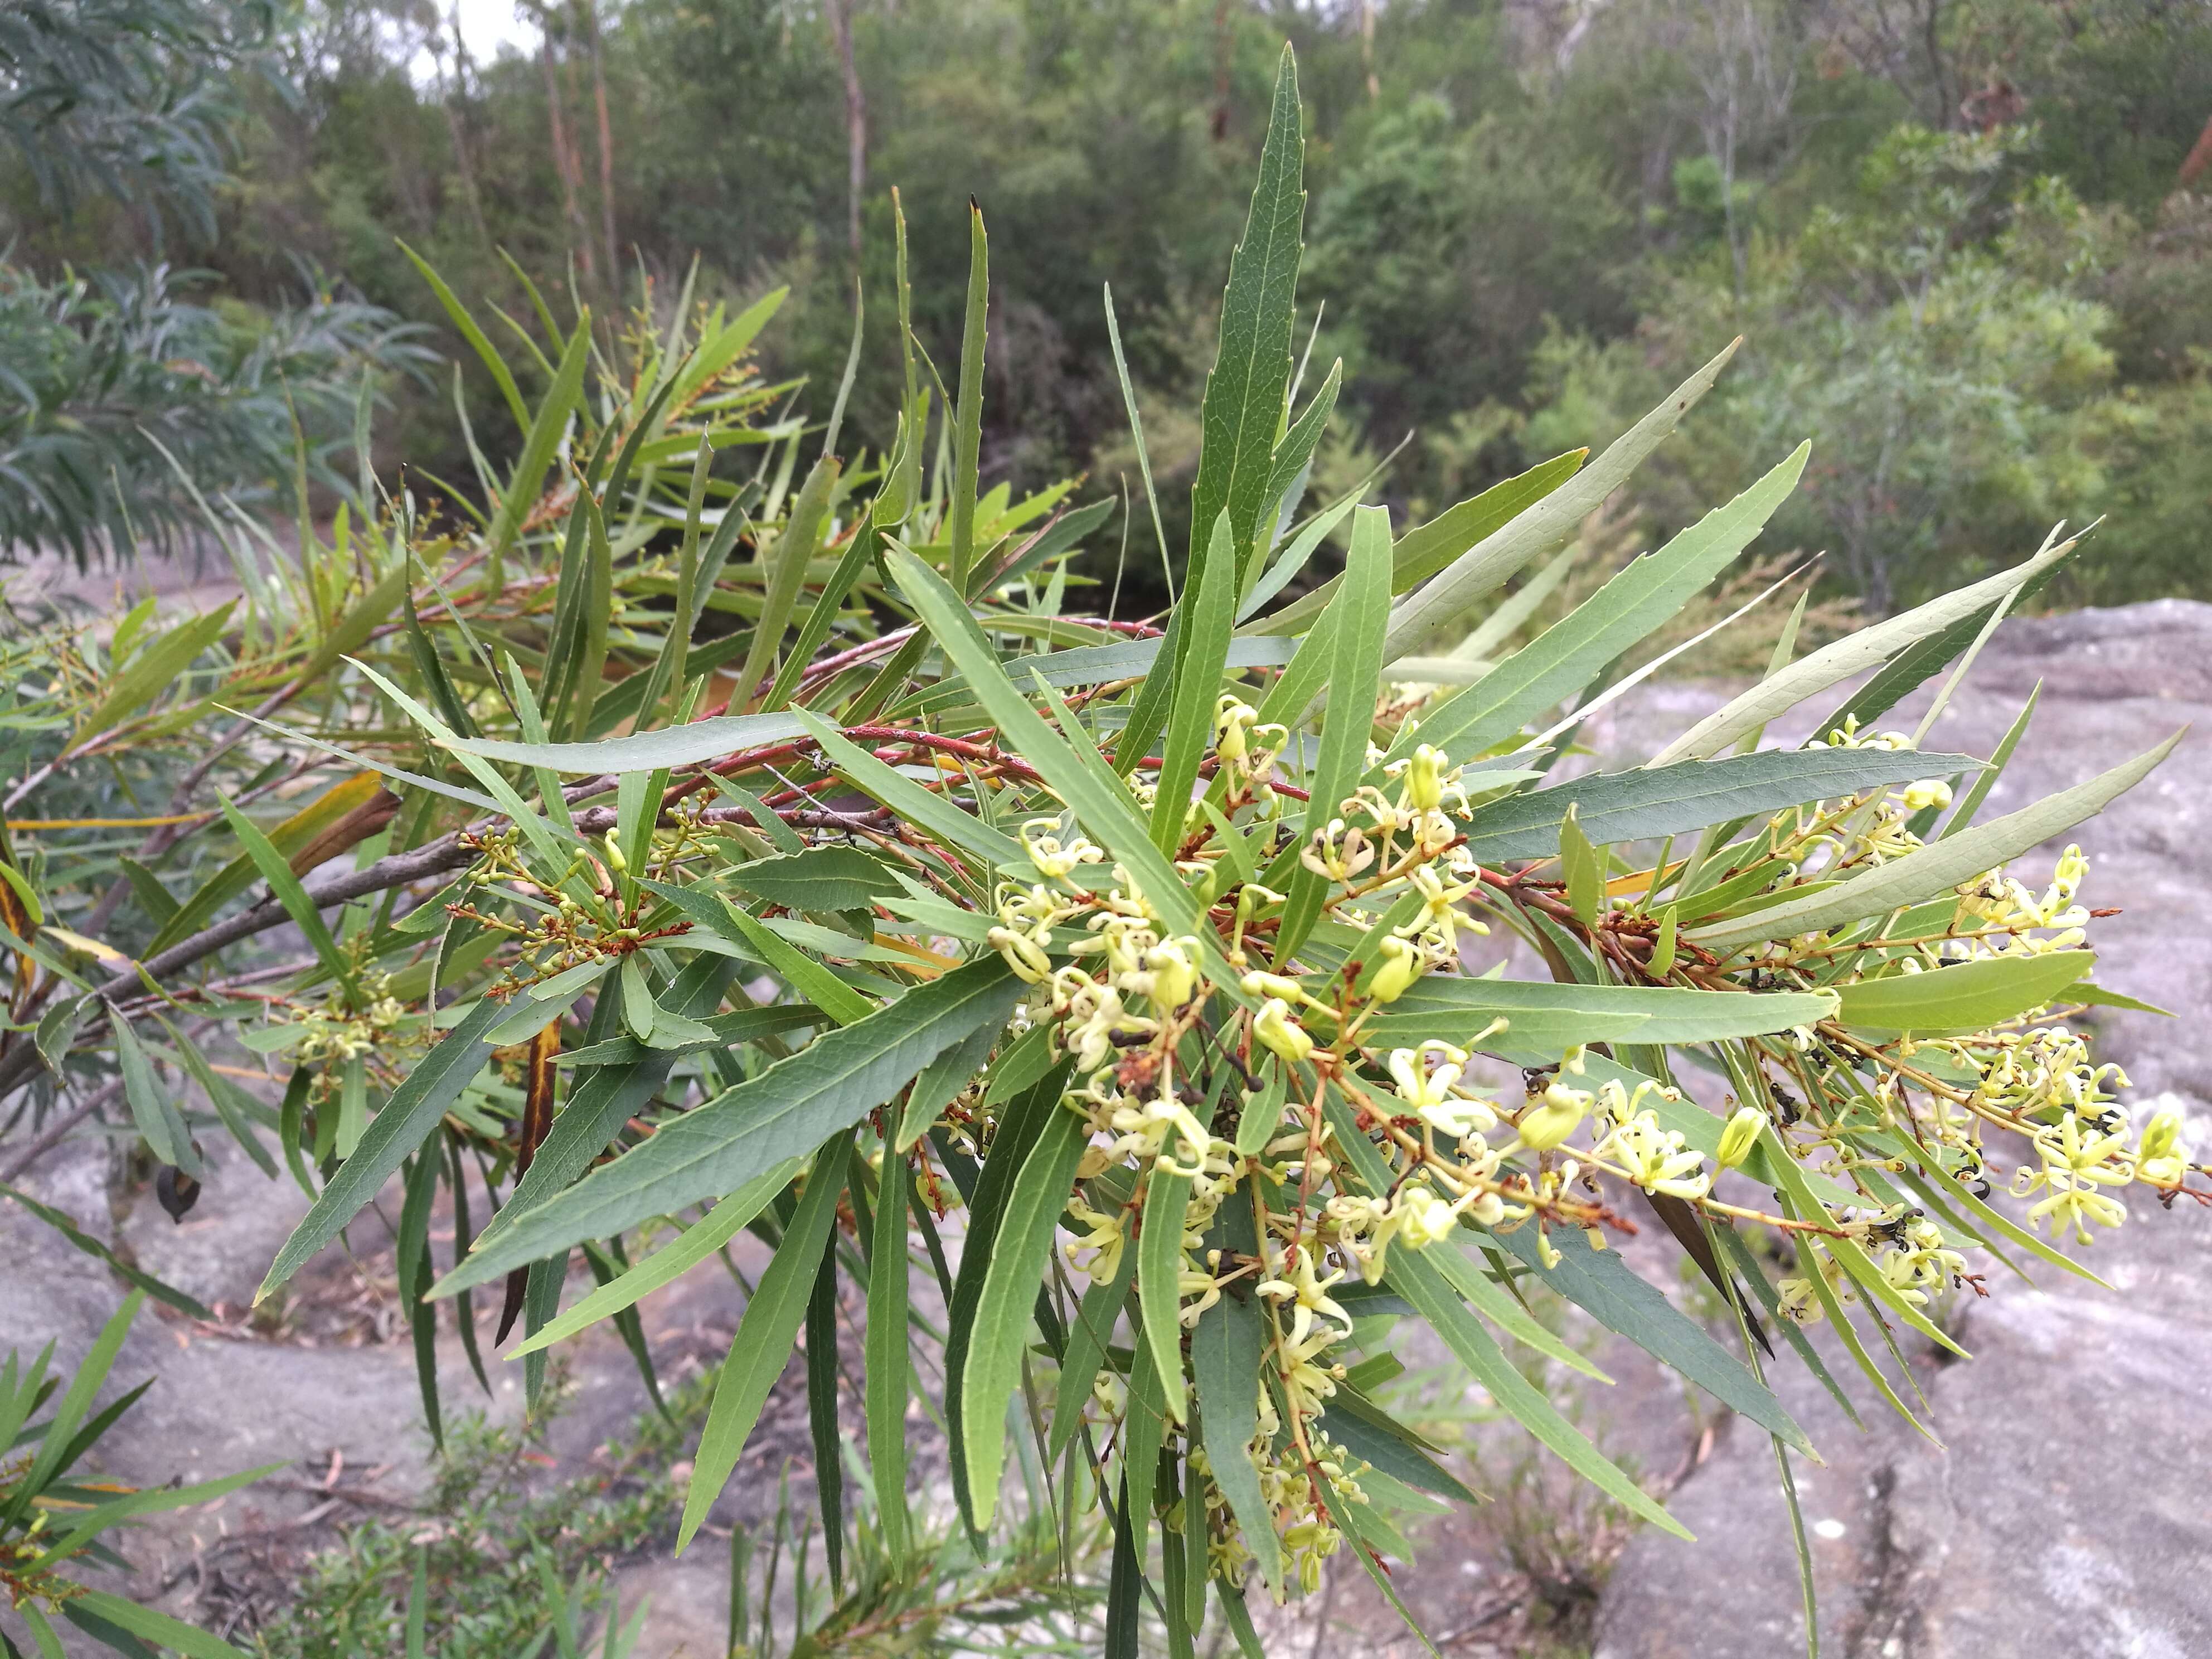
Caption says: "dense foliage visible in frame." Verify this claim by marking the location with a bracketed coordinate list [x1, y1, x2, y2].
[1, 48, 2199, 1656]
[10, 0, 2206, 606]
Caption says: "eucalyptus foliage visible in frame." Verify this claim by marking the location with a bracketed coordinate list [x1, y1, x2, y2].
[0, 45, 2196, 1658]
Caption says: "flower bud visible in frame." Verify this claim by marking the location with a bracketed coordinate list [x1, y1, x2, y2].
[2139, 1109, 2183, 1164]
[602, 828, 628, 872]
[1365, 935, 1422, 1005]
[1406, 743, 1445, 813]
[1901, 778, 1953, 812]
[1240, 969, 1303, 1002]
[1515, 1081, 1588, 1152]
[1143, 938, 1199, 1011]
[1717, 1105, 1765, 1169]
[1253, 998, 1314, 1065]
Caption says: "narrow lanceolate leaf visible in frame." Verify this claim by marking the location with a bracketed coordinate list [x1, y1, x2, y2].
[1049, 1224, 1138, 1462]
[950, 202, 989, 592]
[731, 455, 840, 714]
[256, 997, 504, 1304]
[441, 707, 813, 775]
[0, 1183, 211, 1320]
[1192, 1273, 1283, 1590]
[1403, 442, 1807, 764]
[944, 1061, 1068, 1529]
[1384, 339, 1742, 663]
[215, 793, 350, 987]
[1492, 1226, 1812, 1453]
[506, 1160, 802, 1357]
[487, 317, 591, 583]
[1371, 974, 1833, 1046]
[1136, 1169, 1192, 1421]
[1834, 950, 2095, 1035]
[439, 959, 1022, 1293]
[1689, 733, 2183, 955]
[1153, 512, 1240, 853]
[1652, 531, 2080, 765]
[113, 1015, 195, 1176]
[866, 1154, 914, 1566]
[678, 1133, 850, 1551]
[1559, 804, 1603, 926]
[1276, 504, 1392, 962]
[959, 1097, 1088, 1529]
[794, 711, 1027, 870]
[883, 547, 1211, 946]
[1192, 43, 1307, 595]
[1458, 749, 1985, 863]
[1249, 448, 1584, 638]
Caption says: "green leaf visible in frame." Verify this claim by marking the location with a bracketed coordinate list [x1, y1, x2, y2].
[1492, 1225, 1811, 1452]
[1152, 511, 1240, 853]
[0, 1184, 210, 1320]
[1369, 976, 1833, 1046]
[112, 1015, 195, 1176]
[506, 1161, 802, 1357]
[679, 1133, 850, 1550]
[1190, 43, 1307, 594]
[486, 317, 592, 588]
[1654, 531, 2080, 765]
[1384, 341, 1740, 662]
[794, 712, 1026, 870]
[3, 1293, 140, 1531]
[720, 847, 901, 915]
[1835, 950, 2094, 1034]
[1322, 1394, 1478, 1505]
[1405, 442, 1807, 764]
[1249, 448, 1584, 638]
[882, 547, 1210, 942]
[944, 1059, 1068, 1530]
[731, 455, 840, 714]
[1275, 503, 1393, 961]
[1048, 1224, 1137, 1462]
[1136, 1170, 1192, 1422]
[1255, 358, 1341, 549]
[438, 959, 1022, 1294]
[709, 897, 876, 1026]
[75, 603, 235, 742]
[256, 997, 502, 1304]
[1941, 683, 2039, 840]
[950, 203, 990, 593]
[1559, 803, 1603, 926]
[2069, 981, 2174, 1017]
[1459, 749, 1985, 864]
[212, 795, 351, 986]
[1690, 733, 2183, 955]
[866, 1154, 914, 1567]
[62, 1592, 250, 1659]
[958, 1097, 1088, 1527]
[1191, 1268, 1282, 1590]
[400, 241, 528, 429]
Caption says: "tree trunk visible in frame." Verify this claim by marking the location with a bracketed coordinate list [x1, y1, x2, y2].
[440, 4, 491, 245]
[537, 8, 594, 284]
[580, 0, 622, 294]
[828, 0, 866, 259]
